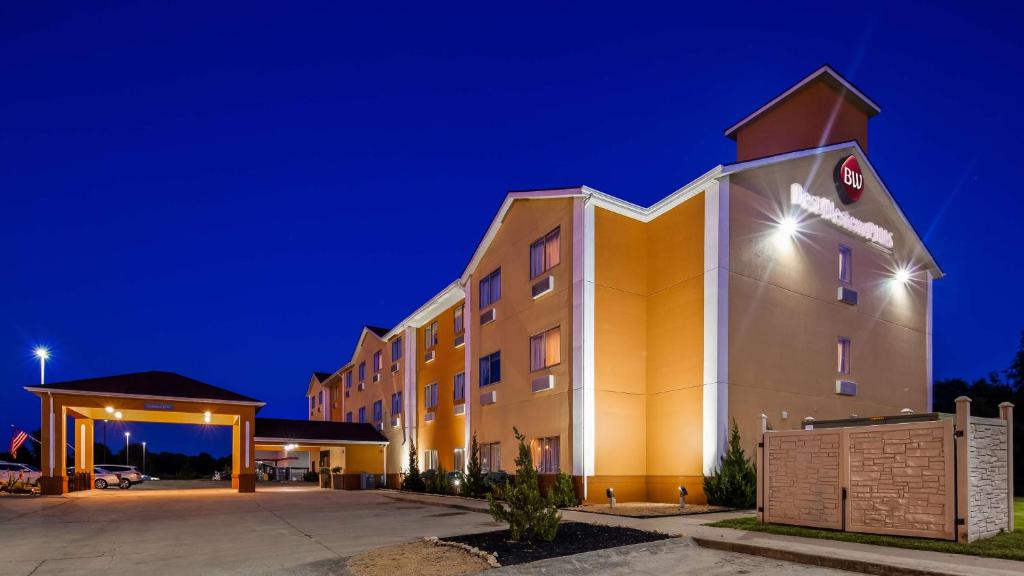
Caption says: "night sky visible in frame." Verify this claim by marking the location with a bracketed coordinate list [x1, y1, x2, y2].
[2, 2, 1022, 458]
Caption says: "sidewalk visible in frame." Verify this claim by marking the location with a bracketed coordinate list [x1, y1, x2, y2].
[378, 490, 1024, 576]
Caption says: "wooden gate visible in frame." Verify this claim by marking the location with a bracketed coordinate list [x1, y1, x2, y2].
[761, 419, 956, 540]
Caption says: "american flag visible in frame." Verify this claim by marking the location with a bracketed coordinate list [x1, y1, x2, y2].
[9, 428, 28, 458]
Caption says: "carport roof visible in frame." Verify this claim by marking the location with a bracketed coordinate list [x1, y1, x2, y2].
[25, 370, 264, 405]
[254, 417, 389, 444]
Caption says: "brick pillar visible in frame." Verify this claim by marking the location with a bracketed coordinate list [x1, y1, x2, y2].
[954, 396, 971, 543]
[999, 402, 1014, 533]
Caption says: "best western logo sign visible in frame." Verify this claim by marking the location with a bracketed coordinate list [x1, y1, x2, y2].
[790, 182, 894, 250]
[833, 155, 864, 204]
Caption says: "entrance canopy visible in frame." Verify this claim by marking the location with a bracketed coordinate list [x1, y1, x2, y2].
[254, 418, 390, 482]
[25, 371, 264, 494]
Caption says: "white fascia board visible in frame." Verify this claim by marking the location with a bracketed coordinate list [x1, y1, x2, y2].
[588, 167, 722, 223]
[723, 65, 881, 138]
[23, 387, 266, 407]
[382, 280, 465, 338]
[254, 437, 389, 446]
[721, 140, 944, 278]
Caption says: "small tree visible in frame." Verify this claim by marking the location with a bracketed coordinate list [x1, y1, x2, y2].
[703, 419, 756, 508]
[550, 472, 578, 508]
[487, 427, 560, 542]
[402, 440, 426, 492]
[428, 464, 452, 495]
[464, 431, 487, 498]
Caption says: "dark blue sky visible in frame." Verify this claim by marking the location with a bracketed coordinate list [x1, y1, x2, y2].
[2, 1, 1022, 457]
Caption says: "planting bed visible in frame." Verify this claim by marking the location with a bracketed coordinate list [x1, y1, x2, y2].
[444, 521, 673, 566]
[570, 502, 731, 518]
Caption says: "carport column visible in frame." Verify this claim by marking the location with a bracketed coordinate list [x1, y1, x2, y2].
[39, 394, 68, 495]
[232, 408, 257, 493]
[74, 418, 95, 490]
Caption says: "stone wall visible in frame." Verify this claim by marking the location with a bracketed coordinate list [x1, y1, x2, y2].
[765, 431, 841, 529]
[846, 422, 953, 538]
[967, 418, 1009, 541]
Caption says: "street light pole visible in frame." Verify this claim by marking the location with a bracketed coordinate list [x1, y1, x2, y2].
[33, 347, 49, 385]
[125, 432, 131, 466]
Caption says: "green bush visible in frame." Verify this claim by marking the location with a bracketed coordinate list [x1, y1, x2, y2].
[463, 432, 487, 498]
[302, 470, 318, 482]
[487, 427, 560, 542]
[401, 439, 426, 492]
[331, 466, 343, 474]
[550, 472, 578, 508]
[703, 419, 756, 508]
[427, 464, 452, 495]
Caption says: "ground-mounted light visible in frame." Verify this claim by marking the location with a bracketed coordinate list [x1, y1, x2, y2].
[678, 486, 688, 510]
[606, 487, 616, 508]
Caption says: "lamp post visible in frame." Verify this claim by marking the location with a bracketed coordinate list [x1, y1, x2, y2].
[125, 432, 131, 466]
[142, 442, 146, 475]
[33, 347, 49, 385]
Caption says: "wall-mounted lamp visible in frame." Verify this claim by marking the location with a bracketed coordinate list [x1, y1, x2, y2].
[893, 268, 911, 285]
[203, 411, 212, 423]
[114, 411, 123, 419]
[105, 406, 114, 414]
[606, 487, 616, 508]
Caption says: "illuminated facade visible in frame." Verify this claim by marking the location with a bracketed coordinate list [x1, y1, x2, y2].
[306, 65, 941, 503]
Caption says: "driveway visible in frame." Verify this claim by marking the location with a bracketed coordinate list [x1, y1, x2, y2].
[0, 487, 855, 576]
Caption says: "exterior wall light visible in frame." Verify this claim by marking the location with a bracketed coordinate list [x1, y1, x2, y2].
[893, 268, 911, 285]
[105, 406, 115, 414]
[606, 487, 616, 508]
[114, 411, 123, 419]
[203, 411, 212, 423]
[778, 216, 799, 237]
[678, 486, 688, 510]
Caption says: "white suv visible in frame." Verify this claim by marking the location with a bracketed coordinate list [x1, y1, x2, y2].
[0, 462, 41, 485]
[96, 464, 144, 485]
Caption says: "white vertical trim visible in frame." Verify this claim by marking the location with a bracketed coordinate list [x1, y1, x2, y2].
[926, 270, 934, 413]
[571, 196, 595, 499]
[403, 325, 417, 472]
[703, 178, 730, 475]
[80, 423, 86, 470]
[462, 282, 473, 456]
[48, 394, 54, 476]
[244, 420, 250, 468]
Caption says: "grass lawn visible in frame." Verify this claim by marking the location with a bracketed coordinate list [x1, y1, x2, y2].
[707, 497, 1024, 562]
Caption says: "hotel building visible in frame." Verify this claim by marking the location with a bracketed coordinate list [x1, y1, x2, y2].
[304, 65, 941, 503]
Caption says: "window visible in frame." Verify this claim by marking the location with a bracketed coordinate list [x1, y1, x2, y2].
[479, 268, 501, 309]
[373, 350, 383, 373]
[480, 442, 501, 473]
[533, 437, 560, 474]
[454, 448, 466, 472]
[332, 387, 339, 402]
[346, 412, 353, 423]
[479, 351, 501, 386]
[425, 321, 438, 350]
[358, 362, 366, 382]
[373, 400, 383, 423]
[392, 337, 403, 360]
[838, 337, 852, 374]
[839, 245, 853, 284]
[530, 227, 561, 279]
[425, 382, 439, 410]
[423, 449, 439, 472]
[309, 397, 314, 412]
[345, 371, 352, 388]
[391, 392, 402, 415]
[529, 326, 561, 371]
[453, 372, 466, 402]
[318, 390, 323, 406]
[358, 406, 366, 423]
[454, 304, 464, 335]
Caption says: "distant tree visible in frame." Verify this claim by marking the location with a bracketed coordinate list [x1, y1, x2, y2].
[1007, 330, 1024, 392]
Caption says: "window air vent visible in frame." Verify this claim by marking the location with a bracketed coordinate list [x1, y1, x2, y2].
[837, 286, 859, 306]
[424, 349, 436, 363]
[531, 275, 555, 299]
[425, 412, 436, 422]
[391, 362, 400, 374]
[480, 308, 497, 325]
[454, 403, 466, 415]
[836, 380, 858, 396]
[372, 373, 381, 383]
[480, 390, 497, 405]
[454, 334, 465, 348]
[531, 374, 555, 392]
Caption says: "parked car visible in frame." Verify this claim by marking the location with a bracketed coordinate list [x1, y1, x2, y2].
[96, 464, 144, 484]
[141, 475, 160, 481]
[93, 466, 131, 489]
[0, 462, 41, 485]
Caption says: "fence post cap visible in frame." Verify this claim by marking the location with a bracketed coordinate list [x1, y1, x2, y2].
[954, 396, 972, 403]
[998, 401, 1015, 408]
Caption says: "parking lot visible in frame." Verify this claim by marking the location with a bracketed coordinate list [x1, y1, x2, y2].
[0, 487, 855, 576]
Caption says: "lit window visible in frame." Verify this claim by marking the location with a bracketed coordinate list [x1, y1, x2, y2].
[373, 400, 383, 423]
[839, 245, 853, 284]
[454, 304, 464, 335]
[345, 412, 352, 423]
[479, 268, 501, 309]
[480, 442, 501, 473]
[391, 392, 402, 415]
[392, 337, 403, 361]
[454, 448, 465, 472]
[530, 227, 561, 279]
[838, 337, 851, 374]
[373, 351, 383, 373]
[358, 406, 366, 423]
[424, 382, 439, 410]
[425, 321, 438, 350]
[358, 362, 366, 382]
[529, 327, 561, 371]
[479, 351, 501, 386]
[532, 436, 560, 474]
[453, 372, 466, 402]
[423, 450, 438, 472]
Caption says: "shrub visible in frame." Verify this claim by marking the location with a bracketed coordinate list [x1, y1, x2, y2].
[487, 427, 560, 542]
[331, 466, 343, 474]
[427, 464, 452, 495]
[401, 439, 426, 492]
[703, 419, 756, 508]
[319, 466, 330, 475]
[464, 432, 487, 498]
[302, 470, 318, 482]
[550, 472, 578, 508]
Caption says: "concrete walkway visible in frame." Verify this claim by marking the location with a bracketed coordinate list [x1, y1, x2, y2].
[381, 491, 1024, 576]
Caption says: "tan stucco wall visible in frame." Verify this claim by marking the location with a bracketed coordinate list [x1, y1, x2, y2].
[343, 330, 407, 476]
[417, 299, 469, 471]
[728, 155, 930, 458]
[469, 197, 574, 473]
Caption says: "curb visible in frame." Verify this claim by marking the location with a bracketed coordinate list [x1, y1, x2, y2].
[379, 490, 490, 514]
[693, 536, 963, 576]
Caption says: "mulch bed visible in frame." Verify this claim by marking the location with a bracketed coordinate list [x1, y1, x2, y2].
[444, 521, 673, 566]
[569, 502, 731, 518]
